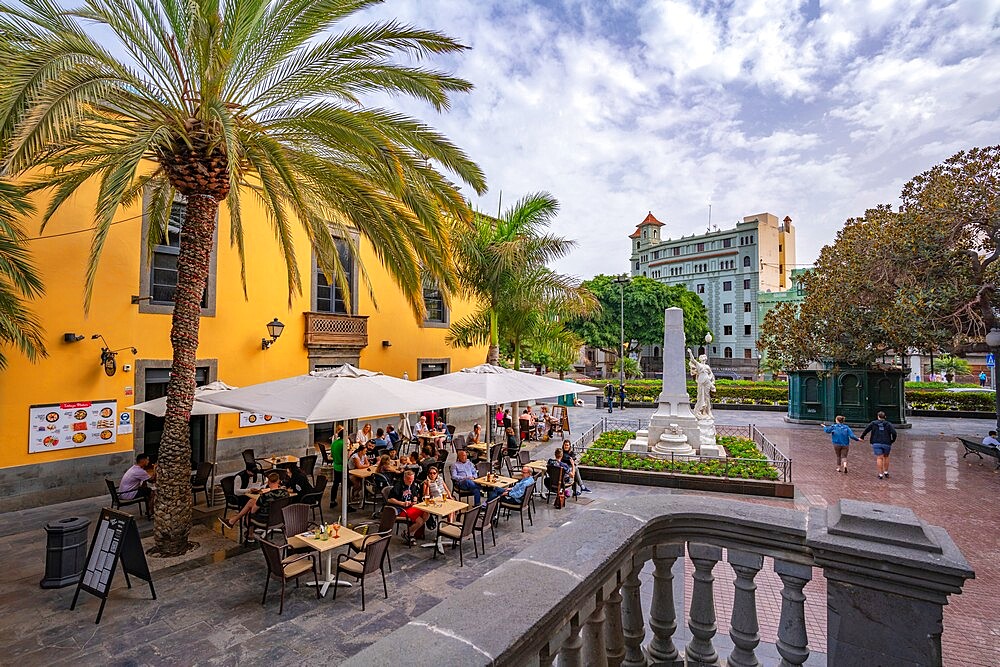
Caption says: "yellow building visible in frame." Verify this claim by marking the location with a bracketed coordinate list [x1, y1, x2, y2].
[0, 181, 486, 510]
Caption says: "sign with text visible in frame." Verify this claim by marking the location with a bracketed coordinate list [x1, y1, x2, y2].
[239, 412, 289, 428]
[28, 400, 118, 453]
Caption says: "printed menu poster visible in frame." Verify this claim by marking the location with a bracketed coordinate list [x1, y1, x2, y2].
[239, 412, 289, 428]
[29, 400, 118, 453]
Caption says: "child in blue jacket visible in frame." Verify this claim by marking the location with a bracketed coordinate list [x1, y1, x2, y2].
[822, 415, 860, 474]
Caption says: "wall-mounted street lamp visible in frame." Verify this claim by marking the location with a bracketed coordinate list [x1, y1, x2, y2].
[92, 334, 137, 376]
[261, 318, 285, 350]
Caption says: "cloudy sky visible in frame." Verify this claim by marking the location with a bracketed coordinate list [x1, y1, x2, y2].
[361, 0, 1000, 279]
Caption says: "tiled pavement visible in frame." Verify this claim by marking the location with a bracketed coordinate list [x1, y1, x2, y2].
[1, 404, 997, 665]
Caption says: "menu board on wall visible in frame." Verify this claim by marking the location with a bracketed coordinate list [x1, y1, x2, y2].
[28, 400, 118, 453]
[239, 412, 289, 428]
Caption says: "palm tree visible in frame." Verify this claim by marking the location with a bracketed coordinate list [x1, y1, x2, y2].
[0, 0, 485, 555]
[449, 192, 593, 365]
[0, 181, 45, 369]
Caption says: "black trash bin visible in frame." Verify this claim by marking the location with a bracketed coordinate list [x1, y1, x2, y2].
[40, 516, 90, 589]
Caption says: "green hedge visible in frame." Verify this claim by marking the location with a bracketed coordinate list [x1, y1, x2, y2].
[577, 379, 994, 412]
[578, 430, 780, 481]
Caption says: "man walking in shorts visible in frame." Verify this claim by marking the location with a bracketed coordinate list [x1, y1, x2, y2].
[860, 411, 897, 480]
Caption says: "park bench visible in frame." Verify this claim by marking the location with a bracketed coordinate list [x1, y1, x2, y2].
[957, 436, 1000, 470]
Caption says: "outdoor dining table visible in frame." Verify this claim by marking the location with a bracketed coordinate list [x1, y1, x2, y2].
[287, 526, 364, 596]
[262, 455, 299, 469]
[465, 442, 488, 453]
[348, 465, 401, 479]
[474, 474, 517, 489]
[526, 460, 549, 499]
[414, 498, 468, 557]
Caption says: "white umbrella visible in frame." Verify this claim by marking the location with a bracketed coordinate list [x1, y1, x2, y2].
[396, 414, 413, 440]
[128, 381, 240, 416]
[198, 364, 483, 524]
[198, 365, 482, 423]
[417, 363, 600, 405]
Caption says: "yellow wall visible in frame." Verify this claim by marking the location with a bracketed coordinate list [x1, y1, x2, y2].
[0, 179, 486, 470]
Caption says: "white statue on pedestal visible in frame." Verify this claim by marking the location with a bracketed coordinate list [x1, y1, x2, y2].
[687, 349, 716, 421]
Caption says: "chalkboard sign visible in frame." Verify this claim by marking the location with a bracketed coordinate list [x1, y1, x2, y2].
[70, 508, 156, 623]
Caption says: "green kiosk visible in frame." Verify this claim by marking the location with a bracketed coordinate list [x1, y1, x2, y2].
[787, 361, 908, 427]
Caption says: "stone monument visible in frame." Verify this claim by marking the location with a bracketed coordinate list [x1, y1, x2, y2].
[625, 307, 723, 458]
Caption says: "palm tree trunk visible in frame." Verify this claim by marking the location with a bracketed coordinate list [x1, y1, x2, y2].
[152, 193, 217, 556]
[486, 309, 499, 365]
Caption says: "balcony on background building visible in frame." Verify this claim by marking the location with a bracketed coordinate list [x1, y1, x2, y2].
[346, 496, 973, 667]
[303, 312, 368, 351]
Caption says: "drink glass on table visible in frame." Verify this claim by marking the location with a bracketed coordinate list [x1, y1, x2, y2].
[332, 521, 340, 538]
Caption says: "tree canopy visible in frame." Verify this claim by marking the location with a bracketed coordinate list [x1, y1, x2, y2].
[760, 145, 999, 370]
[568, 274, 709, 354]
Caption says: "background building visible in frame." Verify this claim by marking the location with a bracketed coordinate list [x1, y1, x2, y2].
[629, 211, 796, 379]
[0, 180, 487, 511]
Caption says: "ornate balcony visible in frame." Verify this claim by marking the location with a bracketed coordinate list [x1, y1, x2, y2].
[303, 312, 368, 350]
[345, 496, 973, 666]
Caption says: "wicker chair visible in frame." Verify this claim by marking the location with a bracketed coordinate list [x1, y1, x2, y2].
[249, 496, 292, 541]
[191, 461, 214, 506]
[298, 455, 318, 483]
[349, 506, 396, 572]
[499, 484, 534, 532]
[258, 538, 319, 614]
[474, 496, 501, 553]
[105, 479, 149, 519]
[298, 474, 327, 524]
[438, 505, 482, 566]
[219, 476, 244, 542]
[333, 535, 391, 611]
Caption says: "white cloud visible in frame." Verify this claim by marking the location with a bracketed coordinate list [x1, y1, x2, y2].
[354, 0, 1000, 278]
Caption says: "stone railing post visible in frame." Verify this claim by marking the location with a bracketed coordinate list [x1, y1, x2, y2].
[605, 582, 626, 667]
[648, 544, 684, 667]
[557, 616, 584, 667]
[727, 549, 764, 667]
[807, 500, 975, 666]
[621, 565, 648, 667]
[582, 597, 609, 667]
[685, 543, 722, 666]
[773, 559, 811, 667]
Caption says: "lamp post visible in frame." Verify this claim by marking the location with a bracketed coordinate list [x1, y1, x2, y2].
[614, 274, 630, 409]
[985, 328, 1000, 432]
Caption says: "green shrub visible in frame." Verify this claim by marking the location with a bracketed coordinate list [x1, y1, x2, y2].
[905, 389, 994, 411]
[579, 430, 780, 480]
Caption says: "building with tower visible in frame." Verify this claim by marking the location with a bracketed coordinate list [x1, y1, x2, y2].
[628, 211, 796, 379]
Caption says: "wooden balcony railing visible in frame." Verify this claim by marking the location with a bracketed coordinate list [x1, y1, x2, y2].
[303, 312, 368, 350]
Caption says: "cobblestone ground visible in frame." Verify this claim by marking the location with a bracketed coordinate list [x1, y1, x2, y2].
[1, 403, 995, 665]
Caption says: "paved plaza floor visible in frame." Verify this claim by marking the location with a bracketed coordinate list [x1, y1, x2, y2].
[1, 405, 996, 665]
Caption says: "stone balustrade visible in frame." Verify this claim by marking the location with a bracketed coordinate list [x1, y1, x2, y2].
[343, 496, 973, 667]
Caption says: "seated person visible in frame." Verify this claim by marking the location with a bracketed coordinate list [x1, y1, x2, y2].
[537, 406, 551, 438]
[356, 423, 373, 446]
[385, 424, 401, 449]
[371, 427, 391, 452]
[505, 427, 519, 457]
[495, 407, 505, 430]
[387, 470, 427, 544]
[414, 415, 430, 436]
[467, 423, 482, 445]
[348, 444, 369, 504]
[491, 466, 536, 505]
[561, 439, 591, 494]
[283, 462, 314, 496]
[119, 453, 155, 516]
[547, 448, 572, 493]
[450, 450, 482, 505]
[503, 409, 513, 430]
[519, 408, 532, 439]
[422, 465, 455, 522]
[374, 453, 397, 478]
[233, 463, 265, 508]
[983, 431, 1000, 448]
[364, 440, 378, 465]
[220, 472, 289, 537]
[387, 448, 400, 463]
[402, 452, 421, 473]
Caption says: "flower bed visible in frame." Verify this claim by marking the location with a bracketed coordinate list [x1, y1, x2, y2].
[578, 430, 780, 481]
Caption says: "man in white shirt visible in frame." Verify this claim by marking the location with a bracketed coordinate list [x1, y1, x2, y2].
[233, 464, 265, 508]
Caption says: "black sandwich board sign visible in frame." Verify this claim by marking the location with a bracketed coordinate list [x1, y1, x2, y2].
[70, 508, 156, 623]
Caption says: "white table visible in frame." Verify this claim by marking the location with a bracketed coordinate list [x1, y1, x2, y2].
[287, 526, 364, 596]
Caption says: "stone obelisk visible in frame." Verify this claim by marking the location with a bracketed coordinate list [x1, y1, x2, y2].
[646, 307, 699, 454]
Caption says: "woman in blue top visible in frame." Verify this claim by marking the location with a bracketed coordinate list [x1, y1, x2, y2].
[822, 415, 861, 474]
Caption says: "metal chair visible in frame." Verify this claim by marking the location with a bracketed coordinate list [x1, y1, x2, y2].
[438, 505, 482, 566]
[191, 461, 214, 506]
[333, 534, 391, 611]
[453, 434, 466, 453]
[298, 474, 327, 524]
[364, 472, 391, 517]
[258, 538, 319, 614]
[314, 442, 332, 465]
[249, 496, 292, 541]
[105, 479, 149, 519]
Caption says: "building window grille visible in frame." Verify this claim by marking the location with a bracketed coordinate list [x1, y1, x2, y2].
[315, 238, 353, 314]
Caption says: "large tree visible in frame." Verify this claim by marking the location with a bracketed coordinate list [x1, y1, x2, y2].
[568, 274, 709, 356]
[759, 145, 999, 370]
[448, 192, 594, 366]
[0, 181, 45, 369]
[0, 0, 485, 555]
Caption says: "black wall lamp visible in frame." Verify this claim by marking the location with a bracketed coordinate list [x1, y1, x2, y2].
[382, 340, 392, 348]
[63, 333, 85, 343]
[92, 334, 137, 376]
[262, 318, 285, 350]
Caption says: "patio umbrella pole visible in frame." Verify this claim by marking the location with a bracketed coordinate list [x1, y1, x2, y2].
[342, 437, 349, 527]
